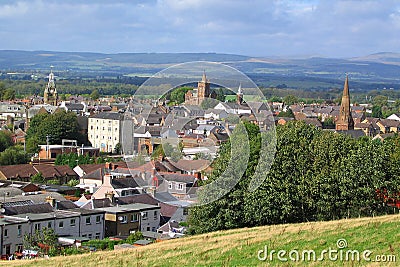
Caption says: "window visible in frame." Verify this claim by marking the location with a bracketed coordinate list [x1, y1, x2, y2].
[16, 244, 23, 253]
[154, 211, 158, 220]
[142, 212, 148, 220]
[17, 225, 22, 237]
[176, 183, 184, 190]
[183, 208, 189, 216]
[34, 223, 40, 231]
[95, 233, 100, 239]
[168, 182, 173, 189]
[152, 227, 156, 232]
[88, 233, 92, 239]
[82, 234, 87, 238]
[59, 221, 64, 228]
[146, 227, 150, 231]
[131, 214, 139, 222]
[48, 222, 52, 228]
[4, 229, 8, 237]
[119, 215, 127, 223]
[86, 217, 91, 225]
[96, 215, 101, 224]
[70, 219, 76, 226]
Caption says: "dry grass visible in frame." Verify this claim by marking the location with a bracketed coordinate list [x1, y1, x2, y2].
[3, 214, 400, 267]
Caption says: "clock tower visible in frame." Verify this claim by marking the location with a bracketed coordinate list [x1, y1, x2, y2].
[44, 68, 58, 106]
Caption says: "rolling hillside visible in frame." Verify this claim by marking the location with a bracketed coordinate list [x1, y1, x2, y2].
[4, 214, 399, 267]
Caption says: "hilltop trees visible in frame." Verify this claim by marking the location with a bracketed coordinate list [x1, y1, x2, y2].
[189, 121, 400, 234]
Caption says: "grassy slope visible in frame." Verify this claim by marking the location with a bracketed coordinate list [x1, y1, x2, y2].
[4, 214, 400, 267]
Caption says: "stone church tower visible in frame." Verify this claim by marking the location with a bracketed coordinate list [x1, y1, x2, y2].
[44, 68, 58, 106]
[184, 71, 215, 105]
[335, 75, 354, 131]
[197, 71, 210, 101]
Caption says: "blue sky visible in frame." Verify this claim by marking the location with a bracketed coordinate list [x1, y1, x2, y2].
[0, 0, 399, 57]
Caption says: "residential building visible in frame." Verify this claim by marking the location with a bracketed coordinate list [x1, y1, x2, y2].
[88, 112, 124, 153]
[98, 203, 160, 236]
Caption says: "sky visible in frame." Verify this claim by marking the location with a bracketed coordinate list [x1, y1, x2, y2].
[0, 0, 400, 58]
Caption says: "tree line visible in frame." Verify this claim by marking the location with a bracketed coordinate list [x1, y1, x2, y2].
[188, 121, 400, 234]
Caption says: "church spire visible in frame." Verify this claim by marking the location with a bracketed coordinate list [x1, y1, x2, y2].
[202, 70, 207, 82]
[237, 83, 243, 104]
[335, 74, 354, 131]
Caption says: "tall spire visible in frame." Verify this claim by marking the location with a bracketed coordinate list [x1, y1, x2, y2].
[237, 83, 243, 105]
[335, 74, 354, 131]
[202, 70, 207, 82]
[343, 74, 349, 97]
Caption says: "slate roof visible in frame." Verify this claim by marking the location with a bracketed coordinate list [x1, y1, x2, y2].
[4, 202, 53, 216]
[90, 112, 123, 120]
[112, 178, 141, 189]
[170, 159, 210, 172]
[161, 173, 197, 183]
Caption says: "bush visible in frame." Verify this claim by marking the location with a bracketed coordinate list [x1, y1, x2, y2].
[125, 232, 143, 244]
[62, 247, 86, 256]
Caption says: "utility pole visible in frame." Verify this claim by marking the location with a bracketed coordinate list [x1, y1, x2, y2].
[46, 135, 50, 159]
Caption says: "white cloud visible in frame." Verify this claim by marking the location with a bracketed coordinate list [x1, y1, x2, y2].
[0, 0, 399, 57]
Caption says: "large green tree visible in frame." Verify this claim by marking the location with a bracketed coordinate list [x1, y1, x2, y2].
[189, 121, 400, 234]
[26, 110, 85, 146]
[0, 130, 13, 152]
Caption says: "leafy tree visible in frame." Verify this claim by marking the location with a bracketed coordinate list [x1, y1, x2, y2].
[372, 95, 388, 107]
[169, 86, 192, 104]
[322, 117, 335, 129]
[283, 94, 298, 105]
[372, 105, 383, 118]
[25, 136, 41, 154]
[90, 89, 100, 100]
[55, 153, 93, 168]
[125, 232, 143, 244]
[0, 145, 29, 165]
[215, 88, 225, 102]
[26, 110, 84, 145]
[277, 108, 294, 118]
[114, 142, 122, 154]
[31, 172, 45, 184]
[2, 88, 15, 100]
[0, 130, 13, 152]
[189, 121, 400, 234]
[24, 227, 58, 255]
[200, 98, 219, 109]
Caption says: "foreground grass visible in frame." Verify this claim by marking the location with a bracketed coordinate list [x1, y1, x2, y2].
[3, 214, 400, 267]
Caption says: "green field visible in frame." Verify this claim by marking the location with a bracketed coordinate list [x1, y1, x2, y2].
[4, 214, 399, 267]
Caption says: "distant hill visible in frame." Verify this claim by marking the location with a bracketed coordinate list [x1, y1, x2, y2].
[351, 52, 400, 65]
[6, 214, 399, 267]
[2, 50, 400, 90]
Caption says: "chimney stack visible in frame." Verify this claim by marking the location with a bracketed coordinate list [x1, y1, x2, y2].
[45, 195, 56, 208]
[104, 191, 115, 204]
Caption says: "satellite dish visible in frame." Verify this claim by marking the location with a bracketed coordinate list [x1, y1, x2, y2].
[118, 216, 124, 221]
[0, 208, 5, 213]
